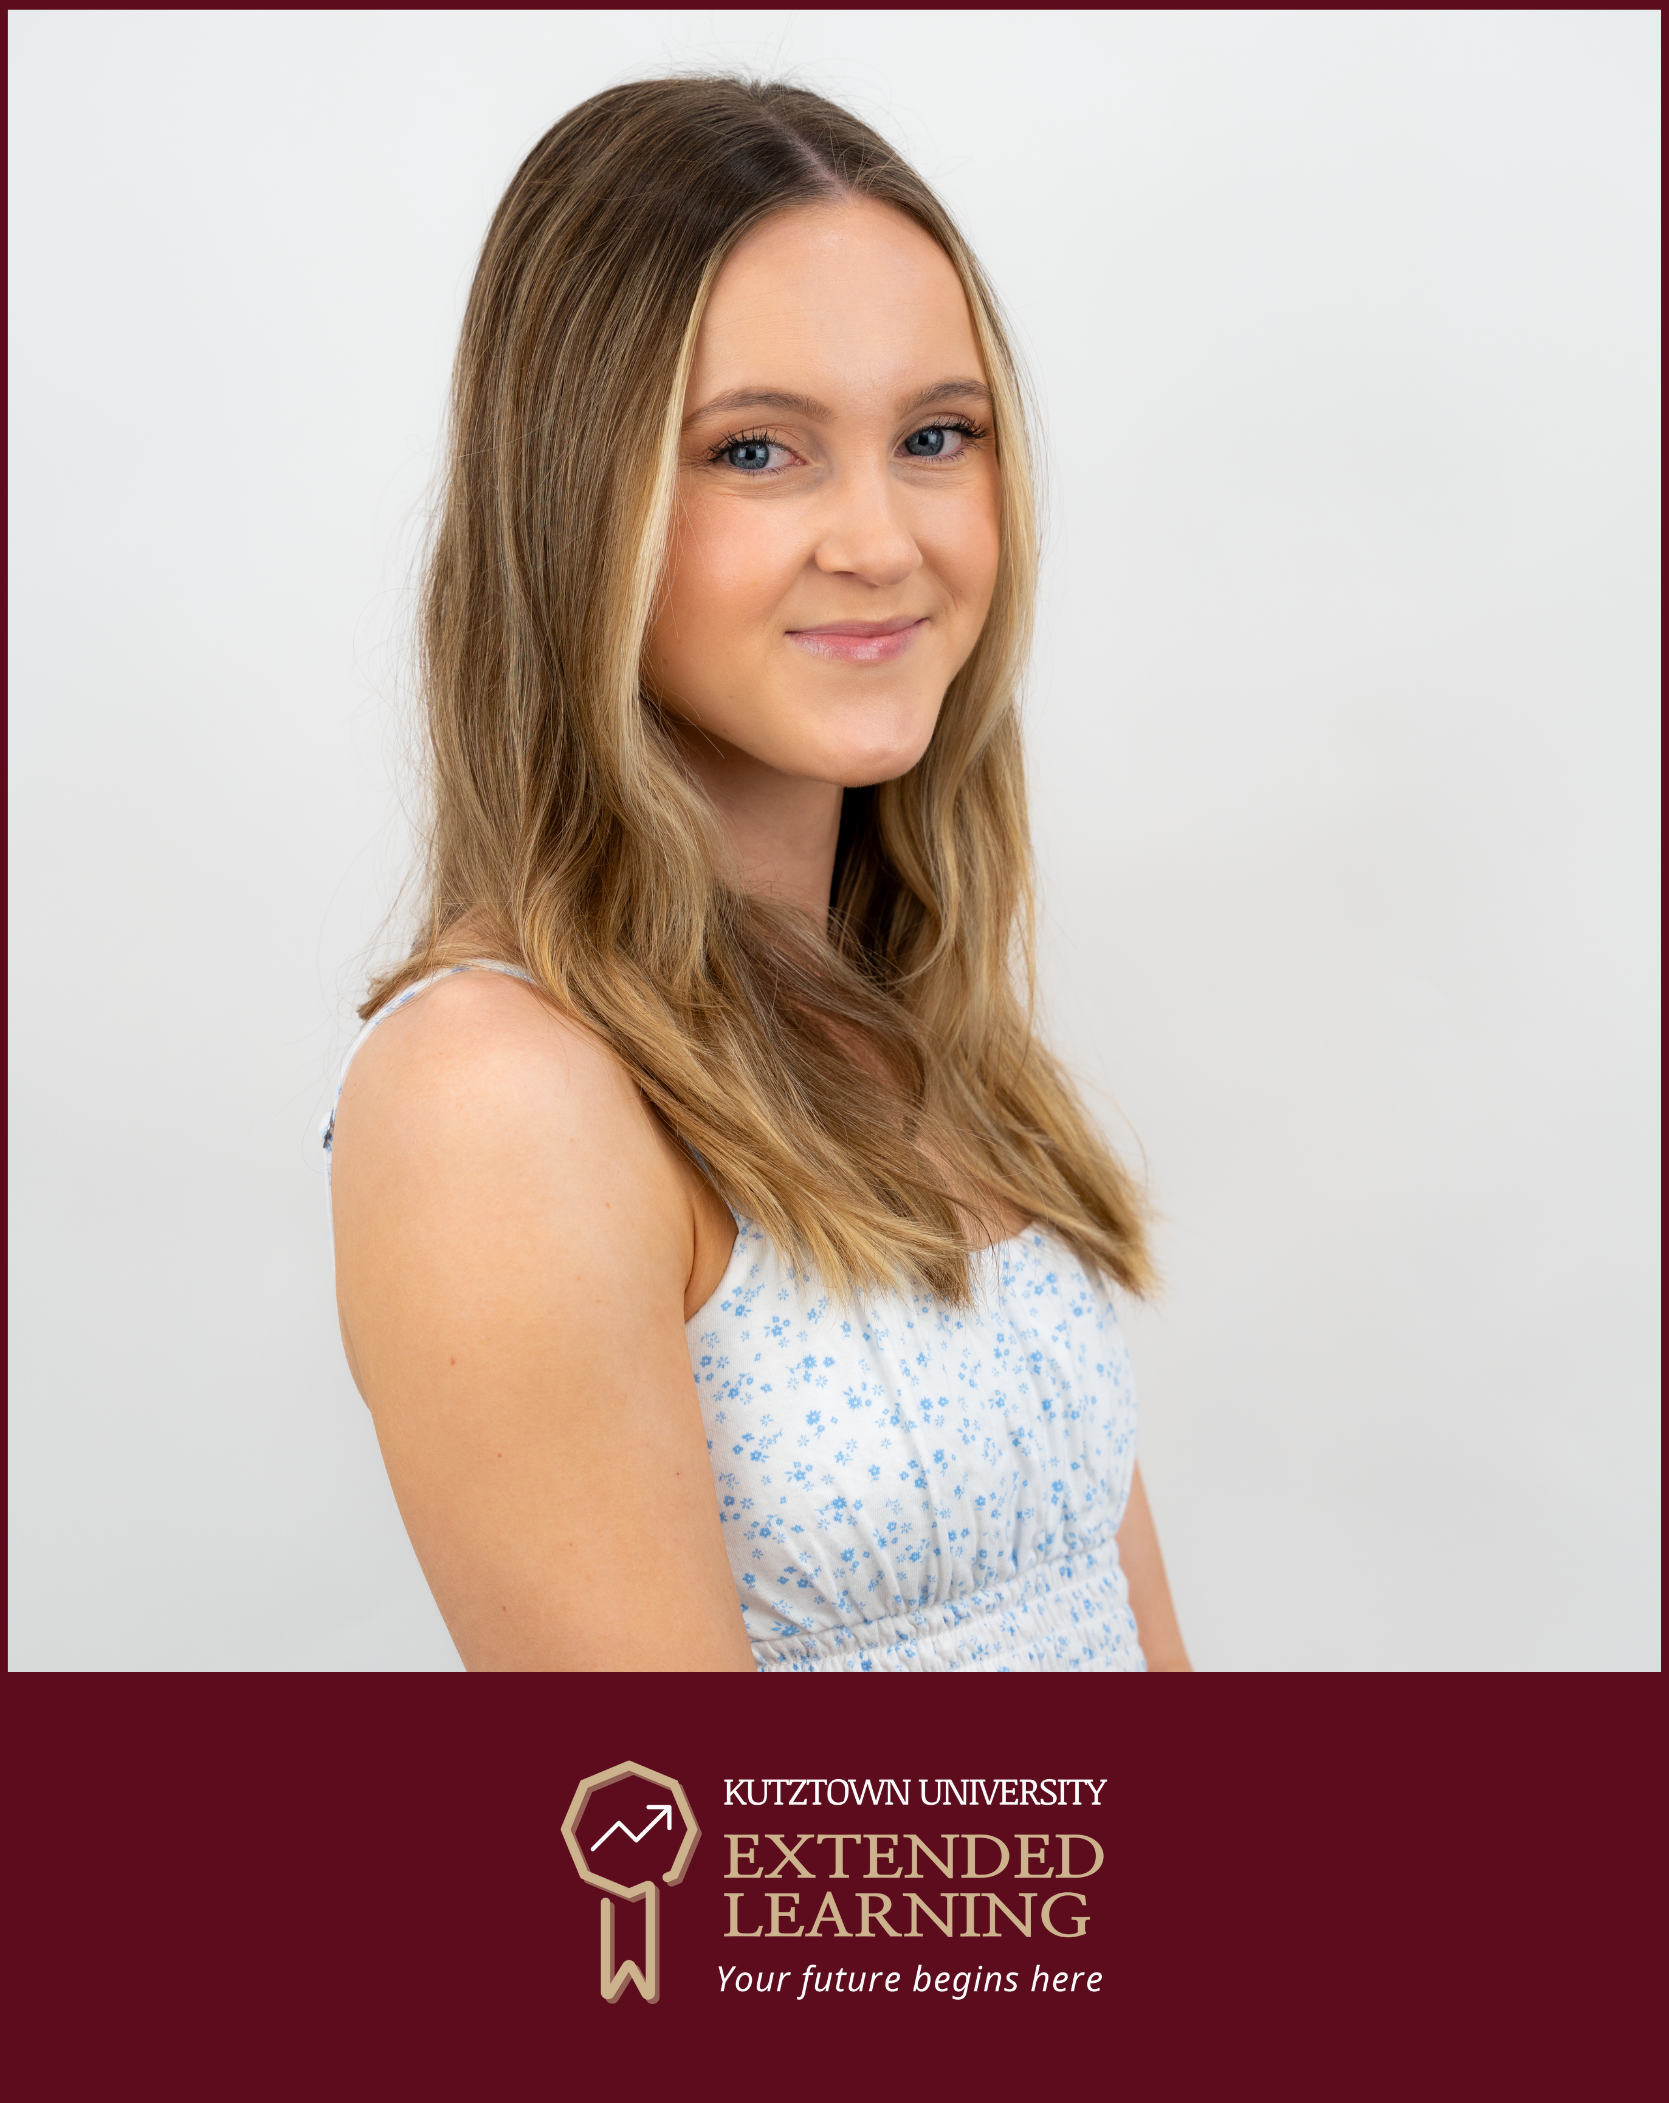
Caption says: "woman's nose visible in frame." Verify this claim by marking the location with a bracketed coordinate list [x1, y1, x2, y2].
[810, 468, 924, 589]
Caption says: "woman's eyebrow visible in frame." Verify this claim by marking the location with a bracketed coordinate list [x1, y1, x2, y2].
[683, 387, 829, 427]
[682, 377, 992, 429]
[898, 378, 991, 414]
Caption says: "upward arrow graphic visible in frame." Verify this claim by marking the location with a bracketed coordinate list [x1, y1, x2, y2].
[589, 1804, 674, 1850]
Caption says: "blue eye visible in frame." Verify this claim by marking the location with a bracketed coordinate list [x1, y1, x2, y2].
[722, 437, 779, 472]
[901, 421, 978, 460]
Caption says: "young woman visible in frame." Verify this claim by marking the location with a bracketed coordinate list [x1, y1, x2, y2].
[327, 77, 1190, 1673]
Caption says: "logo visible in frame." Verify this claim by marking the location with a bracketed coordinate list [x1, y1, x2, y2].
[562, 1761, 701, 2004]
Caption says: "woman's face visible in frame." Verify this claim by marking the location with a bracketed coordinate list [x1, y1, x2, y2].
[647, 198, 1002, 791]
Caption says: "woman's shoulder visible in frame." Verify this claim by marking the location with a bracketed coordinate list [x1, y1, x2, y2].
[341, 968, 635, 1130]
[331, 967, 687, 1233]
[331, 966, 737, 1325]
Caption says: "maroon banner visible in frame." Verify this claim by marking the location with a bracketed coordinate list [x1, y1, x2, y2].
[10, 1674, 1660, 2094]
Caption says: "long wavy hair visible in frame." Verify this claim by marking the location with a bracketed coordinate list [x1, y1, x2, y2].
[365, 75, 1151, 1303]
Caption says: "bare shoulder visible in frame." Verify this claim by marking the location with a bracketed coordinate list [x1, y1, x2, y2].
[336, 968, 650, 1155]
[330, 969, 699, 1320]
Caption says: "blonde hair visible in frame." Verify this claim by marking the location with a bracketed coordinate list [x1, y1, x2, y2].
[367, 76, 1151, 1302]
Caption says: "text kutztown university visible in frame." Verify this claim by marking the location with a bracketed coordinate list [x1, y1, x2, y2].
[722, 1777, 1108, 1807]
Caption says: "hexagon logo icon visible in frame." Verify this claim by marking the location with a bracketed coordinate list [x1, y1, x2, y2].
[562, 1761, 701, 2003]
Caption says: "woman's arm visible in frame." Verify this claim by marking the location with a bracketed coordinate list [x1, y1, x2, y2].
[1119, 1463, 1192, 1672]
[329, 971, 755, 1671]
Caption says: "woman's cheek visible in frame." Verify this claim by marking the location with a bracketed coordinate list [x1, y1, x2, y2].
[939, 485, 1001, 610]
[720, 503, 803, 611]
[671, 507, 774, 648]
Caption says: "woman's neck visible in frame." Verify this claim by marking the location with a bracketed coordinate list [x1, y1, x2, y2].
[667, 721, 844, 922]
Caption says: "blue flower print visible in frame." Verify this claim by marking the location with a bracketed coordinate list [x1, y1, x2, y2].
[685, 1219, 1144, 1674]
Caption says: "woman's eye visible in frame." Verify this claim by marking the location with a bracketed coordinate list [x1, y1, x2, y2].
[719, 437, 788, 473]
[900, 423, 970, 460]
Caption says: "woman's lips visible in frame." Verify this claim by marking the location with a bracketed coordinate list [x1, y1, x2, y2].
[786, 616, 928, 664]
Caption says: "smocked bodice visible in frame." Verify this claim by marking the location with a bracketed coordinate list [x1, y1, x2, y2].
[687, 1218, 1145, 1672]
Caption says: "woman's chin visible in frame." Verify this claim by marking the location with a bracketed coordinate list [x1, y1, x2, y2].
[812, 719, 941, 789]
[814, 748, 926, 790]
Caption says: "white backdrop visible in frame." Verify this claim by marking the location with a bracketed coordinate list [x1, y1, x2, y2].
[9, 10, 1659, 1670]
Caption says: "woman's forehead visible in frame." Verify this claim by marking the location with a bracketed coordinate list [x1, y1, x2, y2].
[687, 198, 984, 415]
